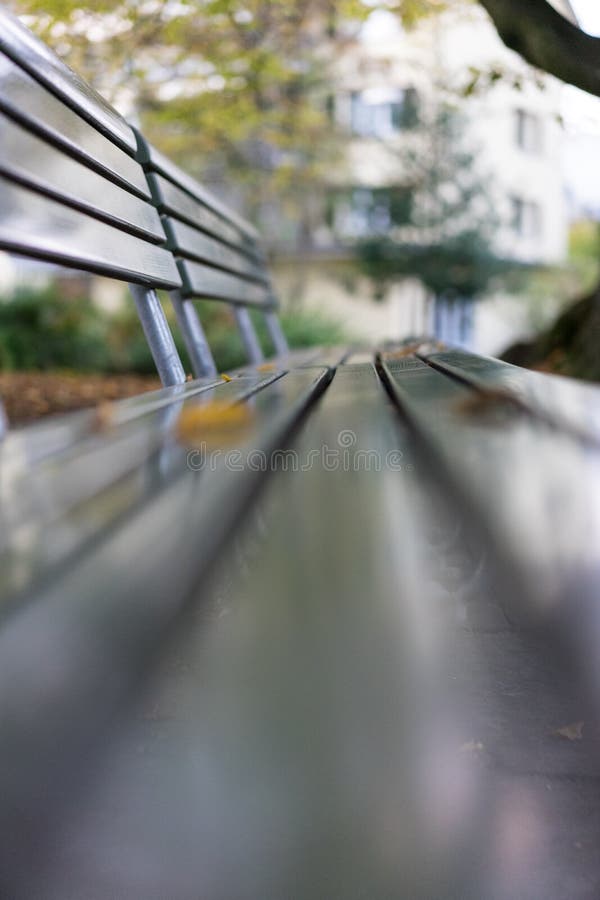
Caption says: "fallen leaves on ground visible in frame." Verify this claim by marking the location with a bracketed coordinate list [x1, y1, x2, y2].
[0, 371, 161, 426]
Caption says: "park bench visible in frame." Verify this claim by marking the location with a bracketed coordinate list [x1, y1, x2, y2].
[1, 8, 600, 899]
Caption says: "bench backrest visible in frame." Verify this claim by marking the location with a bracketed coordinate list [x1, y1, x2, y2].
[0, 10, 288, 404]
[137, 138, 288, 370]
[0, 9, 190, 388]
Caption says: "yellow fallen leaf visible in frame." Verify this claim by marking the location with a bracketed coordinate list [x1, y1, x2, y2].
[381, 340, 444, 360]
[553, 721, 584, 741]
[91, 401, 114, 433]
[176, 400, 254, 448]
[220, 373, 233, 382]
[256, 362, 276, 372]
[452, 387, 522, 419]
[382, 343, 423, 360]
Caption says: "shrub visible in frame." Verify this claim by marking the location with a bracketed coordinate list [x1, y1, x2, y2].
[276, 309, 348, 349]
[0, 285, 110, 371]
[0, 284, 348, 375]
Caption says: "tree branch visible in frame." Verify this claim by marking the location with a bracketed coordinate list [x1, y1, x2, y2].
[478, 0, 600, 96]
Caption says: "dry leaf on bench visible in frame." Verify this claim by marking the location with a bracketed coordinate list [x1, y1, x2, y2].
[553, 721, 584, 741]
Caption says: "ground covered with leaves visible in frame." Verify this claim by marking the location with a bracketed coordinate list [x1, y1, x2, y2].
[0, 371, 161, 426]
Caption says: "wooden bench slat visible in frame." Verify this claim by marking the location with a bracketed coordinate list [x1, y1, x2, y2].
[0, 371, 333, 888]
[422, 348, 600, 445]
[178, 258, 274, 306]
[1, 374, 226, 468]
[277, 347, 350, 367]
[0, 9, 137, 156]
[162, 215, 268, 282]
[0, 55, 150, 200]
[3, 359, 323, 478]
[0, 176, 182, 288]
[2, 357, 597, 898]
[0, 370, 298, 601]
[62, 365, 594, 900]
[0, 113, 165, 243]
[140, 141, 259, 241]
[148, 172, 256, 254]
[5, 363, 488, 899]
[379, 354, 600, 624]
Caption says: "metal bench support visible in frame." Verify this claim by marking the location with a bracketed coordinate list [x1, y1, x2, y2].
[129, 285, 186, 385]
[234, 306, 264, 364]
[264, 310, 288, 357]
[170, 290, 218, 378]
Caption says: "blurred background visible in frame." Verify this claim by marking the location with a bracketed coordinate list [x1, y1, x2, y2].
[3, 0, 600, 420]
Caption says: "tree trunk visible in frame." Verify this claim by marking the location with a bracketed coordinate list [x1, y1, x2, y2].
[502, 287, 600, 381]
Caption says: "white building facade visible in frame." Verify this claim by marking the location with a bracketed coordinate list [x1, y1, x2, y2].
[272, 1, 575, 354]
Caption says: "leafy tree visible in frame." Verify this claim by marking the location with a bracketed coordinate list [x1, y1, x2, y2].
[13, 0, 595, 355]
[9, 0, 451, 226]
[478, 0, 600, 378]
[356, 106, 512, 318]
[10, 0, 373, 228]
[11, 0, 592, 207]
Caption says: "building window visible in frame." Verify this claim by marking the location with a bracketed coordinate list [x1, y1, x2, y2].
[515, 109, 542, 153]
[350, 87, 418, 137]
[331, 187, 412, 238]
[402, 87, 419, 128]
[511, 196, 542, 238]
[325, 93, 335, 122]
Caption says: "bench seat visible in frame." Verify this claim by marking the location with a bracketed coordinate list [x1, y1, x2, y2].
[1, 9, 600, 899]
[0, 348, 600, 898]
[421, 346, 600, 443]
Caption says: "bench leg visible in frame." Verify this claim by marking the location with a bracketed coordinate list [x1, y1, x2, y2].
[169, 291, 218, 378]
[263, 310, 288, 357]
[129, 285, 186, 386]
[0, 400, 8, 439]
[234, 306, 263, 365]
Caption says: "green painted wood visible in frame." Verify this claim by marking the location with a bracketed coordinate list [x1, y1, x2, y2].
[422, 348, 600, 445]
[0, 177, 182, 288]
[0, 54, 149, 199]
[148, 172, 255, 253]
[178, 258, 274, 307]
[0, 112, 164, 242]
[0, 7, 136, 155]
[140, 140, 259, 240]
[162, 215, 268, 281]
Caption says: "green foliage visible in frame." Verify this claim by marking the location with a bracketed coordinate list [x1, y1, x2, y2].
[277, 308, 348, 348]
[0, 284, 346, 374]
[12, 0, 371, 219]
[0, 285, 111, 371]
[196, 305, 348, 370]
[386, 0, 450, 29]
[10, 0, 450, 230]
[460, 63, 547, 99]
[360, 229, 510, 300]
[503, 287, 600, 383]
[494, 221, 600, 336]
[356, 105, 511, 300]
[569, 220, 600, 294]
